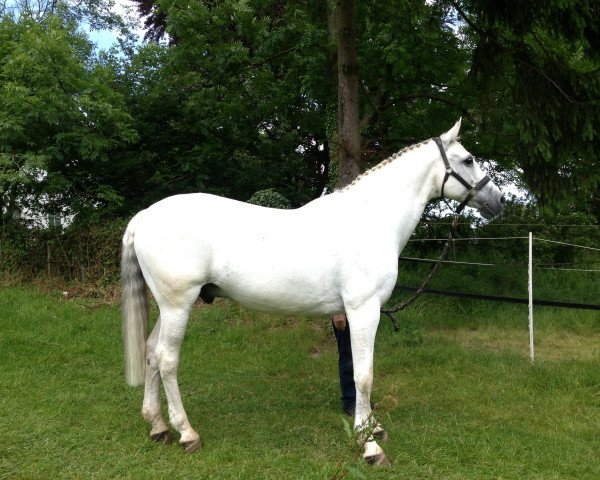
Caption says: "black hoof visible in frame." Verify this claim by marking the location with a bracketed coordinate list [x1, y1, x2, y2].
[150, 430, 173, 445]
[181, 438, 202, 454]
[365, 452, 391, 466]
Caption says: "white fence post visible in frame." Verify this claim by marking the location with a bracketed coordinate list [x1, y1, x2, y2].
[528, 231, 535, 362]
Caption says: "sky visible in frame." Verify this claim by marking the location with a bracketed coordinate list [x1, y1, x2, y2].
[4, 0, 144, 50]
[88, 27, 122, 49]
[87, 0, 145, 50]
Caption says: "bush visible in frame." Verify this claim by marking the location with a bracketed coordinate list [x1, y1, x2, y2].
[0, 218, 126, 285]
[247, 189, 292, 209]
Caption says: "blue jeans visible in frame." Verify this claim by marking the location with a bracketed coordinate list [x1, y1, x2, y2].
[333, 319, 355, 411]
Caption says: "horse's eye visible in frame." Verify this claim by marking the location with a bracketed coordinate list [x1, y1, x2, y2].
[464, 156, 474, 166]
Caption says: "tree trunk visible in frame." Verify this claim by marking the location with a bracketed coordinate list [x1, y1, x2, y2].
[328, 0, 361, 189]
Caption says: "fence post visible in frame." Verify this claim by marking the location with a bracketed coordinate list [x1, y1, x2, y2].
[528, 231, 535, 362]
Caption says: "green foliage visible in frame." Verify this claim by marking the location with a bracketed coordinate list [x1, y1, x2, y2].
[357, 1, 473, 154]
[0, 220, 49, 276]
[5, 0, 598, 220]
[1, 0, 599, 254]
[247, 188, 292, 209]
[0, 0, 125, 30]
[0, 217, 126, 284]
[394, 197, 600, 311]
[111, 0, 330, 207]
[0, 10, 136, 221]
[460, 0, 600, 205]
[478, 198, 600, 265]
[114, 0, 490, 212]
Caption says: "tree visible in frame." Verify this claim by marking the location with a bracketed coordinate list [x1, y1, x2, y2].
[3, 0, 124, 29]
[328, 0, 361, 188]
[451, 0, 600, 207]
[130, 0, 169, 43]
[120, 1, 600, 218]
[125, 1, 473, 204]
[121, 0, 333, 206]
[0, 11, 136, 224]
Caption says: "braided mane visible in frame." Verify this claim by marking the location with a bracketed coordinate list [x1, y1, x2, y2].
[337, 140, 429, 192]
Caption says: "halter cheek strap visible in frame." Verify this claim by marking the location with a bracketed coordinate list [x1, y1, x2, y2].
[433, 137, 491, 214]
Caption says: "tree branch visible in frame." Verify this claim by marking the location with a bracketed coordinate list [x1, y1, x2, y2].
[245, 45, 299, 70]
[514, 57, 576, 103]
[448, 0, 487, 38]
[358, 80, 385, 131]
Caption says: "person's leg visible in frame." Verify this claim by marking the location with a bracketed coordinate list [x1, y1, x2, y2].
[332, 315, 356, 415]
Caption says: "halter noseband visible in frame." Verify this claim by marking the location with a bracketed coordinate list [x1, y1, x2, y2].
[433, 137, 491, 215]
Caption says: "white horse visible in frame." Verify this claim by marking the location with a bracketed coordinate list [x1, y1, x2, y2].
[121, 119, 504, 465]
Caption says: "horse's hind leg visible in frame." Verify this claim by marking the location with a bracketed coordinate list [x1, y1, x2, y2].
[154, 298, 202, 453]
[142, 317, 172, 444]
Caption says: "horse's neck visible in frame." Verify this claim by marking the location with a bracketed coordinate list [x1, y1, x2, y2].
[338, 145, 439, 251]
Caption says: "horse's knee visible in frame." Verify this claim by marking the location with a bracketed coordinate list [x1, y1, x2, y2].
[354, 370, 373, 395]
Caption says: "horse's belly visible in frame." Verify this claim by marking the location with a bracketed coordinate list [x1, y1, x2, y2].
[215, 271, 343, 315]
[232, 294, 342, 315]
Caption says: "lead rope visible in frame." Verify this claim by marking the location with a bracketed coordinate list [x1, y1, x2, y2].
[381, 213, 460, 332]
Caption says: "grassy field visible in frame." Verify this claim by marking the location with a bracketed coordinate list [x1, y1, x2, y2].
[1, 285, 599, 479]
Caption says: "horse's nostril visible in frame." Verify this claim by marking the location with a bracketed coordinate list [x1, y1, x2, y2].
[500, 195, 506, 204]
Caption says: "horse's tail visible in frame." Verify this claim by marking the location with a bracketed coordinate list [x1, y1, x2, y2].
[121, 213, 148, 387]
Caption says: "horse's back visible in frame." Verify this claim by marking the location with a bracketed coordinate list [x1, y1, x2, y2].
[136, 192, 335, 247]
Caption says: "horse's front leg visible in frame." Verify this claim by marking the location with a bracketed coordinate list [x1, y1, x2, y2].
[346, 300, 391, 466]
[154, 305, 202, 453]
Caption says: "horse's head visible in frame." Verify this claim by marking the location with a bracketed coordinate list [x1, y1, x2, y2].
[436, 119, 504, 219]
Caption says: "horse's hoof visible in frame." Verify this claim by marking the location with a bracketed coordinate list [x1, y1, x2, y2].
[365, 452, 392, 466]
[181, 438, 202, 454]
[373, 427, 390, 443]
[150, 430, 173, 445]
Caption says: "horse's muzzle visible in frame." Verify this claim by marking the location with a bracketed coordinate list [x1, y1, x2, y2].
[479, 194, 505, 219]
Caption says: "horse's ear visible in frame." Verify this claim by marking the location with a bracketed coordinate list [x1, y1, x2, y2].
[440, 118, 462, 146]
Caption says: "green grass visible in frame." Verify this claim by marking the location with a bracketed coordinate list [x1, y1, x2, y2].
[1, 286, 599, 479]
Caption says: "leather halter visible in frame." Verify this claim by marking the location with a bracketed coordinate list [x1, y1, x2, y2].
[433, 137, 491, 214]
[381, 139, 493, 330]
